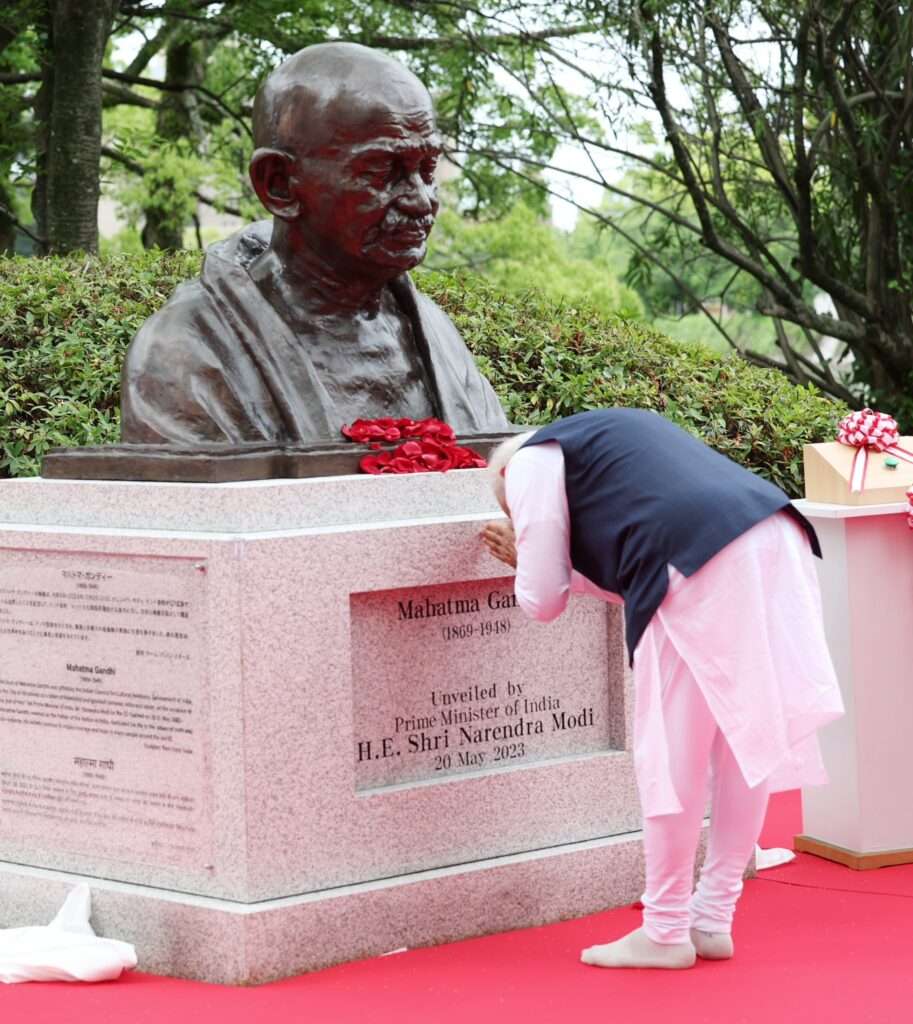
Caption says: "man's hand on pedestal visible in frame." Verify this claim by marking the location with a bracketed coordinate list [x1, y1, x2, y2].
[481, 520, 517, 569]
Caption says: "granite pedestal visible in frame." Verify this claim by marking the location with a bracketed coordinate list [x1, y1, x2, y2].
[0, 470, 650, 983]
[794, 500, 913, 869]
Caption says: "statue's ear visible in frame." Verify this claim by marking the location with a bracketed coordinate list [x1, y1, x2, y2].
[249, 148, 300, 219]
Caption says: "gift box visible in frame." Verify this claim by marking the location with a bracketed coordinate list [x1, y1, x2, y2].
[803, 437, 913, 505]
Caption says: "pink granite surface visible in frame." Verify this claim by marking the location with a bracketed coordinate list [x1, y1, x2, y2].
[0, 829, 658, 984]
[0, 473, 641, 919]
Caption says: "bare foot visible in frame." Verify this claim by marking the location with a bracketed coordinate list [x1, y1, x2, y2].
[690, 928, 734, 960]
[581, 927, 696, 969]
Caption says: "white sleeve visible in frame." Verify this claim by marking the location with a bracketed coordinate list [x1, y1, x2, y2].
[504, 444, 573, 622]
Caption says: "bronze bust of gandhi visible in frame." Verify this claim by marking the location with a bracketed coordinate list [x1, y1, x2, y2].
[120, 43, 508, 444]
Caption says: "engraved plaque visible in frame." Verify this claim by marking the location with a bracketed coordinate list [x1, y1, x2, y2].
[0, 549, 211, 868]
[351, 577, 613, 790]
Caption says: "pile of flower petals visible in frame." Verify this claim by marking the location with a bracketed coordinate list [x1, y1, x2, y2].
[341, 418, 486, 475]
[342, 417, 457, 445]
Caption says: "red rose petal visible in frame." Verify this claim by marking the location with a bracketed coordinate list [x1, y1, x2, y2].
[347, 418, 482, 475]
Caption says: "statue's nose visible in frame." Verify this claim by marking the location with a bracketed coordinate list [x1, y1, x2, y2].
[396, 172, 436, 216]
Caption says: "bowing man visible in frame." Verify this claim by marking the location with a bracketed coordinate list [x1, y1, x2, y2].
[482, 408, 843, 969]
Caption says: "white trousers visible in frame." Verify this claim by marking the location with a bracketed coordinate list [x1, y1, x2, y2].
[636, 645, 771, 944]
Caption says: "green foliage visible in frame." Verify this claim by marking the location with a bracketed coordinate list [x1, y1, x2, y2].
[577, 177, 772, 318]
[115, 141, 206, 244]
[0, 5, 42, 241]
[0, 250, 201, 476]
[424, 202, 643, 319]
[652, 310, 788, 358]
[589, 1, 913, 412]
[2, 0, 911, 419]
[0, 253, 845, 495]
[102, 43, 263, 237]
[421, 272, 847, 497]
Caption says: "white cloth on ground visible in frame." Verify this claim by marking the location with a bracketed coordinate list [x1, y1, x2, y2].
[754, 846, 796, 870]
[0, 884, 137, 984]
[504, 441, 844, 818]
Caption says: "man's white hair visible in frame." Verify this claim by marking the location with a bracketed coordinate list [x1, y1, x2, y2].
[486, 430, 535, 509]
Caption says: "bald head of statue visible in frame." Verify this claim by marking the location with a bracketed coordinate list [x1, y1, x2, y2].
[249, 43, 442, 275]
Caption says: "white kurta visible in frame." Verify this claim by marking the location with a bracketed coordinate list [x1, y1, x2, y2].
[505, 442, 844, 817]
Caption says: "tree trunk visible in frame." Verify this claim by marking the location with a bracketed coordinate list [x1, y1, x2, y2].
[142, 36, 206, 250]
[0, 177, 19, 253]
[44, 0, 117, 254]
[0, 24, 17, 59]
[0, 17, 21, 252]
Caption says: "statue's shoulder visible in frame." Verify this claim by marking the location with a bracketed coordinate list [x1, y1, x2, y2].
[204, 219, 272, 270]
[396, 275, 508, 429]
[392, 274, 461, 341]
[403, 277, 482, 371]
[126, 278, 212, 372]
[126, 221, 272, 373]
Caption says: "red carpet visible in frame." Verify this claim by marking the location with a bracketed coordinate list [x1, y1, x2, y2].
[3, 791, 911, 1024]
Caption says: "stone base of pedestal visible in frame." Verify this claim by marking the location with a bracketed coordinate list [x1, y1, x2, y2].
[0, 471, 654, 984]
[1, 829, 661, 985]
[794, 834, 913, 871]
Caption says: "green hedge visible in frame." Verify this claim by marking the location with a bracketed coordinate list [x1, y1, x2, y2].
[0, 252, 847, 495]
[0, 251, 201, 477]
[431, 273, 849, 496]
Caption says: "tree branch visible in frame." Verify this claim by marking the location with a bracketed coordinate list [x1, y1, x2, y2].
[460, 144, 707, 242]
[770, 304, 809, 384]
[363, 22, 598, 50]
[0, 71, 41, 85]
[101, 144, 245, 218]
[122, 19, 176, 78]
[0, 203, 45, 246]
[254, 16, 599, 55]
[119, 5, 235, 30]
[101, 144, 144, 175]
[816, 21, 893, 213]
[737, 344, 857, 404]
[0, 25, 19, 59]
[454, 148, 746, 355]
[101, 68, 251, 137]
[707, 14, 799, 214]
[755, 296, 864, 345]
[644, 17, 802, 310]
[102, 82, 159, 109]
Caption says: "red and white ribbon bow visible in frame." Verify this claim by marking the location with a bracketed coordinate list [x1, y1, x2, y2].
[836, 409, 913, 493]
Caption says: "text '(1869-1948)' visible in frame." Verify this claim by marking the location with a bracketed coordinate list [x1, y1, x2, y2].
[350, 577, 613, 790]
[0, 549, 212, 870]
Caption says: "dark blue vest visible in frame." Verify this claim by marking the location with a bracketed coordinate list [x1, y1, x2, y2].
[522, 409, 820, 661]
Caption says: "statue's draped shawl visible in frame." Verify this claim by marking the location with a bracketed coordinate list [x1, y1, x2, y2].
[120, 221, 508, 443]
